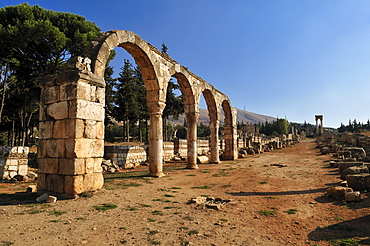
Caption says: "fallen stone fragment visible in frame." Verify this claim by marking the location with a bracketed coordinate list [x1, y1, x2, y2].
[340, 166, 369, 180]
[326, 186, 353, 201]
[197, 156, 209, 164]
[345, 191, 361, 202]
[36, 193, 49, 203]
[46, 195, 57, 203]
[346, 173, 370, 191]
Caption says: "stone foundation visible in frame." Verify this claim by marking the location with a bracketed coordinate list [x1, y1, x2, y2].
[0, 146, 29, 180]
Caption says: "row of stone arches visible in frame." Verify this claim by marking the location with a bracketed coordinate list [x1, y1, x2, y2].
[37, 30, 238, 198]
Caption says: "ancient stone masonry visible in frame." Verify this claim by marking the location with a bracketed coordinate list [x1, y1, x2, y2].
[0, 146, 29, 180]
[38, 30, 238, 197]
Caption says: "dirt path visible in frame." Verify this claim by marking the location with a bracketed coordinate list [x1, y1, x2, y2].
[0, 139, 369, 246]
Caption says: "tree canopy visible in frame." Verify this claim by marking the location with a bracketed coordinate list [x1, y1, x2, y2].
[0, 3, 101, 145]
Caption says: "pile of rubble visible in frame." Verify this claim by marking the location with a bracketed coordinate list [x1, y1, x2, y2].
[317, 138, 370, 202]
[189, 196, 233, 210]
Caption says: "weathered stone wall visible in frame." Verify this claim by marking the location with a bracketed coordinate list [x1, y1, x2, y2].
[104, 145, 147, 168]
[0, 146, 29, 180]
[163, 142, 175, 161]
[174, 139, 187, 159]
[197, 140, 210, 155]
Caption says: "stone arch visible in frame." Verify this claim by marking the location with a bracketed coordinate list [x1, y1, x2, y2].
[221, 99, 238, 160]
[37, 30, 237, 198]
[202, 89, 220, 163]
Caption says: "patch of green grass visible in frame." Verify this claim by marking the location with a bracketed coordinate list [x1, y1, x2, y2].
[27, 209, 45, 214]
[197, 170, 210, 173]
[270, 207, 278, 210]
[164, 194, 175, 197]
[266, 196, 277, 199]
[149, 230, 159, 235]
[49, 210, 67, 216]
[182, 241, 190, 246]
[257, 210, 276, 217]
[334, 216, 344, 221]
[80, 191, 93, 198]
[284, 209, 298, 214]
[123, 182, 142, 187]
[119, 227, 126, 230]
[260, 181, 268, 184]
[183, 216, 193, 221]
[93, 203, 117, 211]
[49, 219, 60, 223]
[140, 204, 152, 207]
[126, 206, 138, 211]
[1, 241, 14, 246]
[152, 198, 163, 202]
[188, 230, 198, 235]
[191, 186, 211, 189]
[186, 174, 196, 176]
[152, 210, 163, 215]
[147, 218, 156, 222]
[120, 239, 128, 244]
[179, 227, 189, 230]
[163, 206, 176, 209]
[219, 218, 228, 222]
[222, 184, 232, 188]
[330, 237, 361, 246]
[76, 217, 84, 220]
[170, 187, 181, 189]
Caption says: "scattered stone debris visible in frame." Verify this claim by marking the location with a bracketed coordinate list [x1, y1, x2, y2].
[263, 164, 287, 168]
[26, 185, 37, 193]
[197, 156, 209, 164]
[326, 186, 354, 201]
[345, 191, 361, 202]
[101, 159, 120, 173]
[189, 196, 232, 210]
[36, 193, 57, 203]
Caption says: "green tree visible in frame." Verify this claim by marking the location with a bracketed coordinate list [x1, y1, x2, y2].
[0, 3, 101, 146]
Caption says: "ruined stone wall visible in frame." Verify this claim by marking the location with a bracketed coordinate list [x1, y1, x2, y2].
[104, 145, 147, 168]
[174, 139, 187, 159]
[0, 146, 29, 180]
[197, 140, 210, 155]
[163, 142, 175, 161]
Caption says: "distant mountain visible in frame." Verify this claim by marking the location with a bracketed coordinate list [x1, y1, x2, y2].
[170, 108, 275, 125]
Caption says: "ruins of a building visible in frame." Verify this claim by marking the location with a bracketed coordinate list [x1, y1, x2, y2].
[36, 30, 238, 198]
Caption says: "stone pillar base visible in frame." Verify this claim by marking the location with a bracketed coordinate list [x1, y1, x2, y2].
[185, 163, 199, 169]
[148, 171, 166, 177]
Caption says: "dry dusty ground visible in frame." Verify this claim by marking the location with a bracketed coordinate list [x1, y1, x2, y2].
[0, 139, 369, 246]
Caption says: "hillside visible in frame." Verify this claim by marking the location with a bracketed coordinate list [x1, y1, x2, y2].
[171, 108, 275, 125]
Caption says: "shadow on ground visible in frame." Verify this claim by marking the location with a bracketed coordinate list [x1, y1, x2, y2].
[308, 215, 370, 245]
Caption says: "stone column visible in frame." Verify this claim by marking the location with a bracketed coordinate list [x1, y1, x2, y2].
[209, 119, 220, 164]
[222, 107, 238, 160]
[38, 68, 105, 198]
[185, 110, 199, 169]
[148, 101, 166, 177]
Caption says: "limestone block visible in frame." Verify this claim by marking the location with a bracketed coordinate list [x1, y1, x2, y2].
[339, 162, 364, 173]
[84, 120, 97, 139]
[326, 186, 354, 201]
[9, 171, 17, 178]
[18, 165, 28, 176]
[37, 173, 46, 192]
[5, 159, 18, 166]
[53, 120, 67, 139]
[60, 83, 77, 101]
[76, 82, 91, 101]
[345, 191, 361, 202]
[59, 158, 85, 175]
[341, 166, 369, 180]
[38, 158, 59, 174]
[346, 174, 370, 191]
[96, 121, 104, 140]
[96, 87, 105, 104]
[85, 158, 94, 174]
[83, 173, 104, 191]
[46, 174, 65, 194]
[41, 86, 59, 104]
[92, 140, 104, 158]
[75, 100, 104, 121]
[90, 85, 97, 102]
[7, 165, 18, 171]
[72, 138, 94, 158]
[64, 175, 84, 195]
[104, 31, 119, 50]
[46, 101, 69, 120]
[37, 140, 48, 158]
[18, 159, 27, 166]
[39, 121, 54, 139]
[46, 139, 66, 158]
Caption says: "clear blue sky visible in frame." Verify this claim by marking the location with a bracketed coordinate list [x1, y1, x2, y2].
[3, 0, 370, 127]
